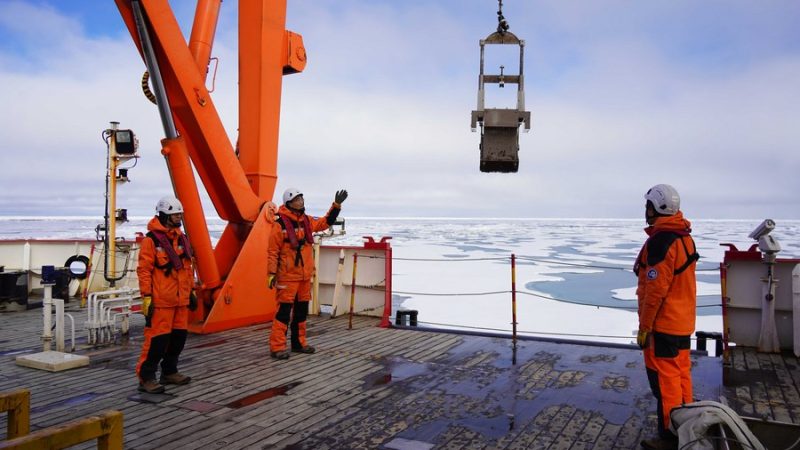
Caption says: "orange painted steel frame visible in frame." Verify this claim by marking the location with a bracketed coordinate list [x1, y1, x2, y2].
[115, 0, 306, 333]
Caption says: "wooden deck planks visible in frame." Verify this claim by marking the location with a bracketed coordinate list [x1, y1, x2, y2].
[3, 305, 800, 448]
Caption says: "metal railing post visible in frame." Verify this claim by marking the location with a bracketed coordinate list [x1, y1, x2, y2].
[511, 253, 518, 345]
[348, 252, 358, 330]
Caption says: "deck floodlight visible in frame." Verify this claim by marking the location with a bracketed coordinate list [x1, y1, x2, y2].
[114, 129, 138, 155]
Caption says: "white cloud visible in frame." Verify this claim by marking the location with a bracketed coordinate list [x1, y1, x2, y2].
[0, 1, 798, 219]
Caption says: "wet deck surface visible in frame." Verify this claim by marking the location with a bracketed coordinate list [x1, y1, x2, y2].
[1, 306, 799, 449]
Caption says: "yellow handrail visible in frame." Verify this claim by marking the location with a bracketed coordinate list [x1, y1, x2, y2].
[0, 389, 30, 440]
[0, 410, 123, 450]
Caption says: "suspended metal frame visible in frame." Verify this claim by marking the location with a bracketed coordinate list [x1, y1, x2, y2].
[471, 4, 531, 174]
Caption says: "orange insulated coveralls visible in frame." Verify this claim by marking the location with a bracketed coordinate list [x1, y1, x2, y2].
[634, 211, 699, 437]
[136, 217, 194, 383]
[268, 203, 340, 353]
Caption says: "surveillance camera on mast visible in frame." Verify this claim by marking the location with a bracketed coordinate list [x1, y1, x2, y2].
[749, 219, 780, 257]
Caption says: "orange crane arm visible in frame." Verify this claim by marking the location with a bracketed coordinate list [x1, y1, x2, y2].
[114, 0, 307, 332]
[116, 0, 262, 223]
[239, 1, 306, 199]
[188, 0, 221, 79]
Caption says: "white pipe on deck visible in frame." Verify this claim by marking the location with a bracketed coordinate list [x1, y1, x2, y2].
[97, 296, 139, 344]
[54, 298, 65, 352]
[42, 284, 52, 351]
[86, 288, 136, 344]
[64, 313, 76, 352]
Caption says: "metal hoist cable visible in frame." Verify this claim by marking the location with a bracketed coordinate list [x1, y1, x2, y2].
[496, 0, 510, 34]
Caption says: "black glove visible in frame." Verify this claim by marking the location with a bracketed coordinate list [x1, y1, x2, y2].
[189, 291, 198, 311]
[334, 189, 348, 205]
[268, 274, 277, 289]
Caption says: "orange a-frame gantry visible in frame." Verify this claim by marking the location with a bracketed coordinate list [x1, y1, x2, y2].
[115, 0, 307, 333]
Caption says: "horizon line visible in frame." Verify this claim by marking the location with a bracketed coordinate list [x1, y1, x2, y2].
[0, 215, 797, 222]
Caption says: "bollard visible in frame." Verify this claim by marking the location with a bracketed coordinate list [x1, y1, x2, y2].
[696, 331, 723, 357]
[696, 332, 708, 353]
[395, 310, 418, 327]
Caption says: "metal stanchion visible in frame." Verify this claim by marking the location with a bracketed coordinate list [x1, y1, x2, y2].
[348, 252, 358, 330]
[511, 254, 518, 364]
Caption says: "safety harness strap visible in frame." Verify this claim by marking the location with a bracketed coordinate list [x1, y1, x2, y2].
[146, 231, 192, 274]
[278, 213, 315, 267]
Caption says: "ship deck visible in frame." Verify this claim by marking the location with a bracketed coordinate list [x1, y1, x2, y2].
[1, 305, 800, 449]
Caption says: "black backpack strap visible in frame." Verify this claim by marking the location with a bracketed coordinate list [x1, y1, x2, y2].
[642, 231, 699, 276]
[674, 236, 700, 275]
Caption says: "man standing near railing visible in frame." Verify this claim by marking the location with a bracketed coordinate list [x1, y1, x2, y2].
[267, 188, 347, 360]
[634, 184, 699, 450]
[136, 196, 197, 394]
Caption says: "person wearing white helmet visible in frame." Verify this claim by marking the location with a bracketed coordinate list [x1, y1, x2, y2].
[267, 187, 348, 359]
[135, 195, 197, 393]
[634, 184, 700, 450]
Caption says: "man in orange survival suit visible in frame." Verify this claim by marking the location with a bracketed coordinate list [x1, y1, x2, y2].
[634, 184, 699, 450]
[267, 187, 347, 359]
[136, 196, 197, 393]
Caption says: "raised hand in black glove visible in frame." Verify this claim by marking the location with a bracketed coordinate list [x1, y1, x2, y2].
[334, 189, 348, 205]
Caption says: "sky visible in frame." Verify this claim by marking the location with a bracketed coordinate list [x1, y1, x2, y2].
[0, 0, 798, 220]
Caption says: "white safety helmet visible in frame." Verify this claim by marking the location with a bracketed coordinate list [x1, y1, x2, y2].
[644, 184, 680, 216]
[156, 196, 184, 215]
[283, 188, 303, 204]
